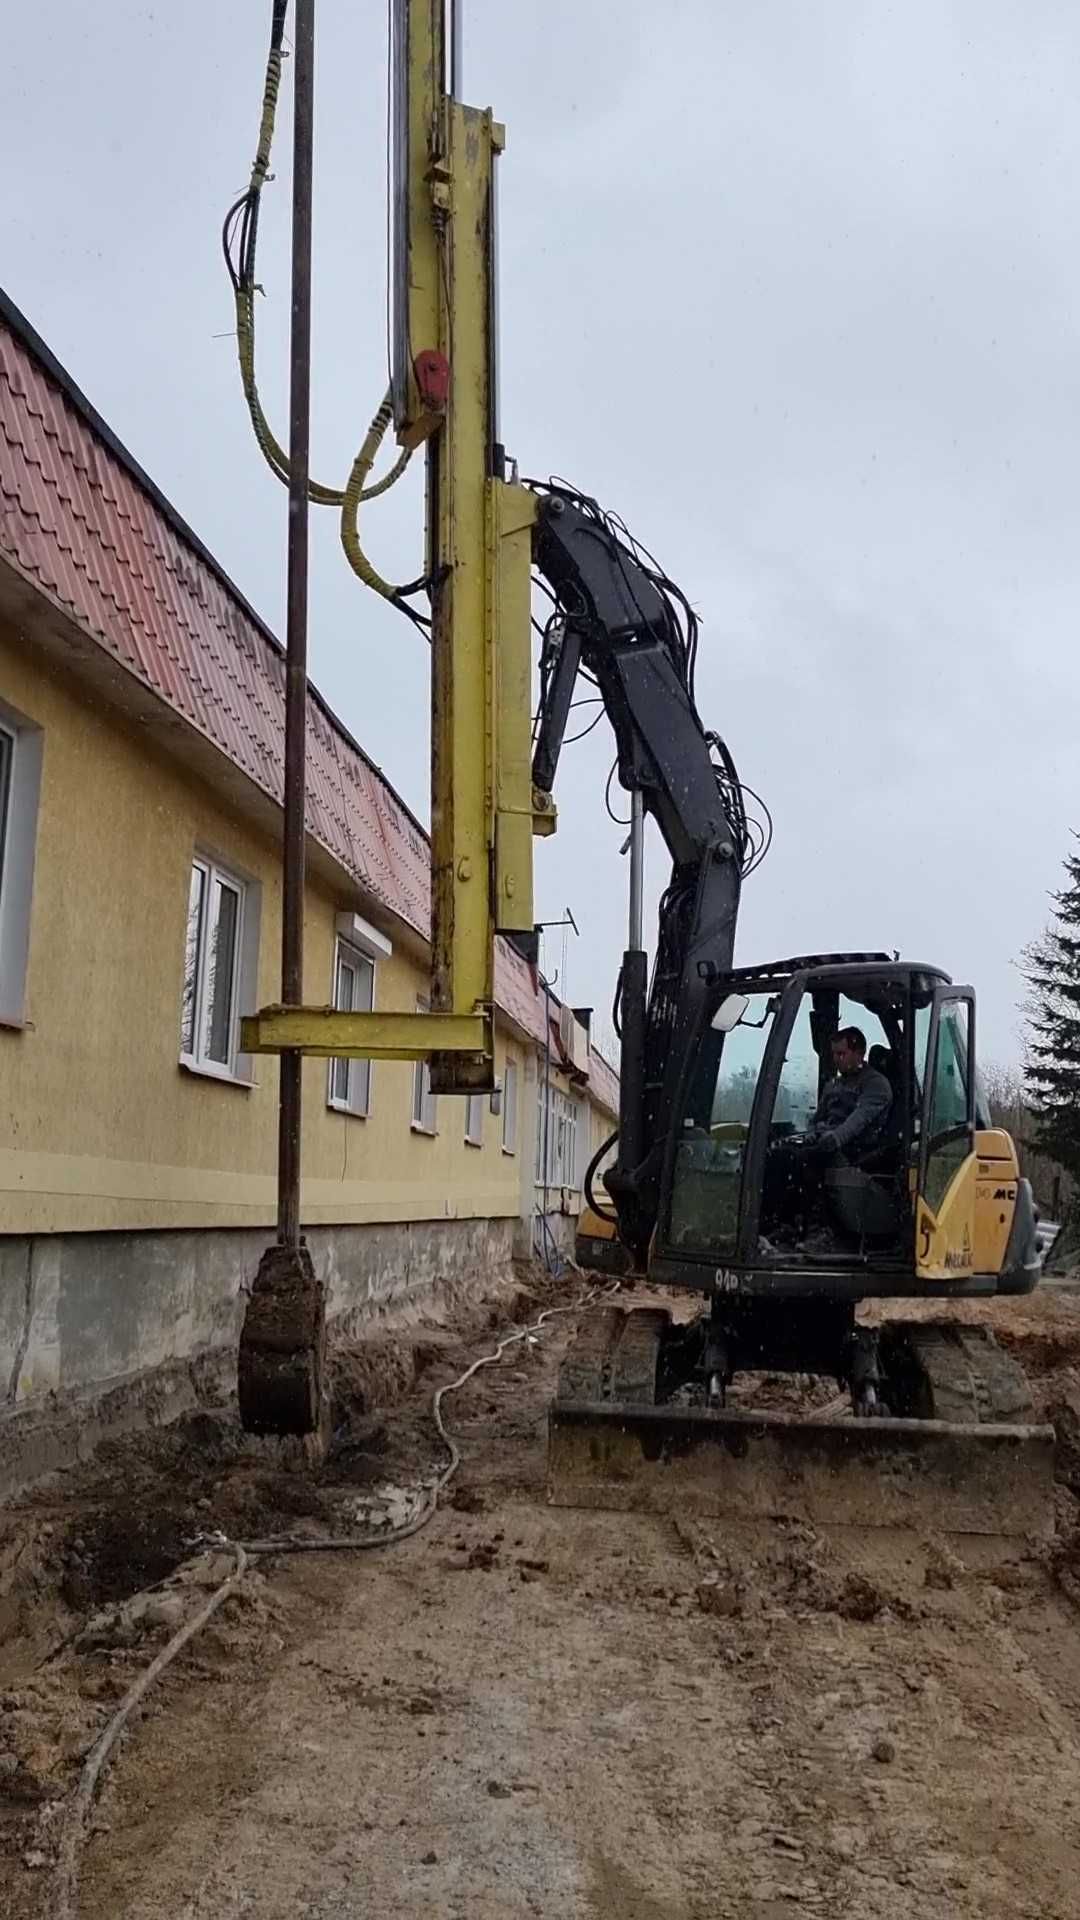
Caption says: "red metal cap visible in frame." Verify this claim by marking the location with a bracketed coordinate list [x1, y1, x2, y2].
[413, 349, 450, 413]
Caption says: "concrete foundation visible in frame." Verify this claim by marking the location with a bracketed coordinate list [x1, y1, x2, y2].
[524, 1211, 578, 1264]
[0, 1215, 516, 1496]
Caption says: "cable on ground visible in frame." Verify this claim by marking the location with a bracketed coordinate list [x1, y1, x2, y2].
[52, 1542, 248, 1920]
[50, 1277, 616, 1914]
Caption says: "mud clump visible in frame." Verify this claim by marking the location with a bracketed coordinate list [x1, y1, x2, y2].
[1050, 1387, 1080, 1498]
[61, 1505, 190, 1611]
[697, 1579, 745, 1619]
[449, 1485, 487, 1515]
[835, 1572, 883, 1622]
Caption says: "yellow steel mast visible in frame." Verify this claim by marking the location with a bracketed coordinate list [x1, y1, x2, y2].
[241, 0, 551, 1091]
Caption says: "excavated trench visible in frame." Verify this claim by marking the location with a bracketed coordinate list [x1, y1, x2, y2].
[2, 1270, 1080, 1918]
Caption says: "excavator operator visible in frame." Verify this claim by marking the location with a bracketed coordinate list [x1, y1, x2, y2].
[812, 1027, 893, 1156]
[763, 1027, 893, 1248]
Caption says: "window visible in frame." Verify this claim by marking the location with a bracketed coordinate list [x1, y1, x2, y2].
[180, 856, 248, 1077]
[328, 939, 374, 1117]
[667, 990, 779, 1256]
[924, 997, 972, 1212]
[411, 999, 438, 1134]
[536, 1082, 584, 1190]
[465, 1092, 485, 1146]
[502, 1060, 518, 1154]
[772, 994, 819, 1135]
[0, 724, 12, 883]
[0, 703, 44, 1027]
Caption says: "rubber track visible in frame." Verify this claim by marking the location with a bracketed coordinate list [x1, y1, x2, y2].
[557, 1307, 671, 1408]
[610, 1309, 671, 1405]
[891, 1322, 1035, 1424]
[556, 1305, 624, 1404]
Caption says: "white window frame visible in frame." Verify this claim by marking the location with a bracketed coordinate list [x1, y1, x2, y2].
[536, 1082, 584, 1191]
[411, 997, 438, 1135]
[464, 1090, 485, 1147]
[327, 936, 375, 1118]
[0, 701, 44, 1029]
[501, 1059, 518, 1155]
[179, 854, 255, 1084]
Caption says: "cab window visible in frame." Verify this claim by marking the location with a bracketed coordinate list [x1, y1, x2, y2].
[924, 999, 972, 1212]
[667, 993, 777, 1256]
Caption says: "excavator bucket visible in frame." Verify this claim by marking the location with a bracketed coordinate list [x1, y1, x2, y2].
[547, 1306, 1055, 1537]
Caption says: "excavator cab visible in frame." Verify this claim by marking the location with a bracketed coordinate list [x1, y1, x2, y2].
[652, 954, 1039, 1303]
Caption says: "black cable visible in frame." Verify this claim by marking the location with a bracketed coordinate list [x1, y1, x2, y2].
[563, 708, 606, 747]
[584, 1129, 620, 1224]
[223, 1, 288, 298]
[526, 474, 772, 876]
[604, 760, 630, 827]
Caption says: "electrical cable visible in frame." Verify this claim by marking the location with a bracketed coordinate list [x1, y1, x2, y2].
[561, 706, 605, 747]
[605, 760, 630, 827]
[49, 1278, 619, 1916]
[52, 1541, 249, 1920]
[583, 1128, 620, 1223]
[223, 0, 423, 621]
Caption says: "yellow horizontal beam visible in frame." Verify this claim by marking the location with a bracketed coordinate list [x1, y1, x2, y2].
[240, 1008, 489, 1061]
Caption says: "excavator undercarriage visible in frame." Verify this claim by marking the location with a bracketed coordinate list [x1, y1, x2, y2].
[548, 1304, 1054, 1536]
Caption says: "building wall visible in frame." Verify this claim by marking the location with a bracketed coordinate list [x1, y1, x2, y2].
[0, 302, 620, 1478]
[0, 626, 551, 1237]
[0, 1214, 521, 1496]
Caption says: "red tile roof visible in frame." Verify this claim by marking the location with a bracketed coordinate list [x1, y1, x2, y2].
[0, 292, 618, 1114]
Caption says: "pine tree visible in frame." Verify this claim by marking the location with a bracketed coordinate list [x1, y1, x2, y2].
[1023, 835, 1080, 1195]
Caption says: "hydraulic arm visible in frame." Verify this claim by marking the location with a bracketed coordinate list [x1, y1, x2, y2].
[528, 489, 755, 1262]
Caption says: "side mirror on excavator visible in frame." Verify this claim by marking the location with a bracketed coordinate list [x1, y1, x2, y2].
[711, 992, 750, 1034]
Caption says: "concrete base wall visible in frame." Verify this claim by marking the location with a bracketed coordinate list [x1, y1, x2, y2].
[517, 1210, 579, 1265]
[0, 1215, 516, 1496]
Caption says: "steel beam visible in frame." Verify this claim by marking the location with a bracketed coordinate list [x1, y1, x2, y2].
[276, 0, 315, 1249]
[428, 100, 496, 1055]
[389, 0, 445, 448]
[241, 1008, 487, 1060]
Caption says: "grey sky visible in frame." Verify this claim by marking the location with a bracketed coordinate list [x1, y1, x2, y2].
[4, 2, 1078, 1063]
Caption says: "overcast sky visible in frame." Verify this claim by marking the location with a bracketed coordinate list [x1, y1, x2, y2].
[4, 2, 1078, 1064]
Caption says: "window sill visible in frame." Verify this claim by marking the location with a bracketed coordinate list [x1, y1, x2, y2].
[0, 1012, 31, 1032]
[328, 1099, 370, 1121]
[501, 1145, 517, 1157]
[410, 1122, 438, 1138]
[464, 1136, 483, 1150]
[179, 1058, 257, 1090]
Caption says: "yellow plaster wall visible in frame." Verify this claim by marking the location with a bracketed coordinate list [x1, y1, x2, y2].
[0, 628, 547, 1234]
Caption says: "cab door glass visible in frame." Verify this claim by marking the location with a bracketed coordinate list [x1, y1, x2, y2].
[912, 1002, 932, 1121]
[667, 993, 776, 1256]
[925, 999, 971, 1212]
[773, 994, 818, 1135]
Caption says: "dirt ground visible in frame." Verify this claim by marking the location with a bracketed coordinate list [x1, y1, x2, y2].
[4, 1270, 1080, 1919]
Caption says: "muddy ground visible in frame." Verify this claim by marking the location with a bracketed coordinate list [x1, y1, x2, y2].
[4, 1270, 1080, 1918]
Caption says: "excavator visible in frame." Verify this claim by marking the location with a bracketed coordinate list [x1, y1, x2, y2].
[529, 487, 1049, 1532]
[230, 0, 1053, 1535]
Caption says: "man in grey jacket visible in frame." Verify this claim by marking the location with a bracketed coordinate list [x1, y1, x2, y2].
[762, 1026, 893, 1247]
[809, 1027, 893, 1157]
